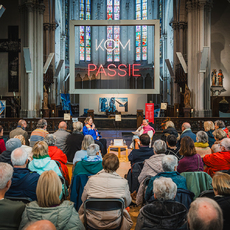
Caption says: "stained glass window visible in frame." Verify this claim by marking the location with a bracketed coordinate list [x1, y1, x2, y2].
[107, 0, 120, 62]
[65, 0, 69, 61]
[135, 0, 147, 61]
[80, 0, 91, 61]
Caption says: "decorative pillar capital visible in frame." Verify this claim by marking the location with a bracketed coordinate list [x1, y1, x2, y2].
[38, 3, 45, 15]
[170, 22, 178, 30]
[51, 23, 57, 31]
[43, 23, 50, 31]
[25, 2, 34, 12]
[179, 22, 187, 30]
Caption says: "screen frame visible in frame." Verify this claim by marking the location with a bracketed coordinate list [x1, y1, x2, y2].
[69, 20, 160, 94]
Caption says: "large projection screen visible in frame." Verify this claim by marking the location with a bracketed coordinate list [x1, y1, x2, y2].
[69, 20, 160, 94]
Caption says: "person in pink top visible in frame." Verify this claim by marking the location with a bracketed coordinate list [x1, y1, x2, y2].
[132, 119, 155, 149]
[0, 125, 6, 154]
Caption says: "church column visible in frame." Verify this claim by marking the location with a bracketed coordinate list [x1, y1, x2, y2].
[187, 0, 212, 117]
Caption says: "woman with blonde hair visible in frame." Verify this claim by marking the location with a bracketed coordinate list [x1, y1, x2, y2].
[212, 129, 227, 145]
[213, 172, 230, 230]
[204, 121, 215, 147]
[19, 170, 85, 230]
[28, 141, 62, 177]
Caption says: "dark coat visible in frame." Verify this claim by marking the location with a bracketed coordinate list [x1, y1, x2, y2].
[214, 195, 230, 230]
[135, 200, 187, 230]
[65, 132, 84, 162]
[161, 127, 179, 142]
[180, 129, 196, 143]
[6, 168, 40, 201]
[128, 146, 154, 166]
[206, 130, 215, 148]
[0, 150, 12, 165]
[165, 147, 183, 161]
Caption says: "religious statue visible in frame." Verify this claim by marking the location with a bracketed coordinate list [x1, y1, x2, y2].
[218, 69, 224, 86]
[43, 86, 48, 109]
[211, 69, 217, 86]
[183, 84, 191, 108]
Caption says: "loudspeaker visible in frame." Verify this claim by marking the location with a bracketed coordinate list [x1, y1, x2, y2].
[23, 47, 32, 73]
[0, 5, 6, 18]
[176, 52, 188, 73]
[200, 46, 209, 73]
[43, 53, 54, 74]
[165, 59, 174, 77]
[54, 60, 64, 78]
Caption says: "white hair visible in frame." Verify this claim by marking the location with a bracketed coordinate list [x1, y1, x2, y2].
[153, 177, 177, 200]
[162, 155, 178, 172]
[87, 144, 100, 156]
[196, 131, 208, 143]
[44, 134, 56, 146]
[11, 147, 28, 166]
[182, 123, 191, 129]
[220, 138, 230, 151]
[153, 140, 167, 154]
[0, 163, 13, 190]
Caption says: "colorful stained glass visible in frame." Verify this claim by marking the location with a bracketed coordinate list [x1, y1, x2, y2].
[79, 0, 91, 61]
[135, 0, 148, 61]
[107, 0, 120, 62]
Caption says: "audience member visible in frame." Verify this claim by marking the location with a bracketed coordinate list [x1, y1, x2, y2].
[30, 119, 49, 147]
[212, 128, 227, 145]
[180, 122, 196, 143]
[73, 135, 95, 164]
[138, 140, 166, 183]
[214, 120, 228, 137]
[212, 172, 230, 230]
[83, 117, 107, 156]
[73, 144, 103, 176]
[44, 134, 69, 184]
[128, 134, 154, 166]
[19, 170, 85, 230]
[5, 147, 39, 201]
[195, 131, 212, 158]
[79, 153, 133, 230]
[177, 136, 203, 173]
[0, 138, 22, 165]
[65, 121, 84, 162]
[135, 178, 187, 230]
[145, 155, 187, 202]
[204, 121, 215, 148]
[211, 143, 221, 153]
[203, 138, 230, 177]
[0, 125, 6, 154]
[23, 220, 56, 230]
[187, 197, 223, 230]
[14, 135, 33, 161]
[165, 134, 182, 160]
[161, 121, 179, 143]
[10, 120, 29, 145]
[53, 121, 70, 154]
[131, 119, 155, 149]
[28, 141, 62, 177]
[0, 163, 25, 230]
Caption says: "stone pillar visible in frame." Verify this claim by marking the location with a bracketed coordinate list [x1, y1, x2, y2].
[187, 0, 212, 117]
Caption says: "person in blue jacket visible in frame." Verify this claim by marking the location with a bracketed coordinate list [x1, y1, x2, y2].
[83, 117, 107, 156]
[180, 122, 196, 143]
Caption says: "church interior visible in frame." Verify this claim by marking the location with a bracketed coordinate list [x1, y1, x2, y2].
[0, 0, 230, 229]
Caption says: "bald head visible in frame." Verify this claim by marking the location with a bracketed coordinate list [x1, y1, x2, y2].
[24, 220, 56, 230]
[188, 198, 223, 230]
[182, 122, 191, 131]
[18, 119, 27, 128]
[58, 121, 67, 130]
[11, 147, 28, 167]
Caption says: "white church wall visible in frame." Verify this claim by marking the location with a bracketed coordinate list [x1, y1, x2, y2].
[79, 94, 147, 116]
[211, 0, 230, 96]
[0, 0, 20, 96]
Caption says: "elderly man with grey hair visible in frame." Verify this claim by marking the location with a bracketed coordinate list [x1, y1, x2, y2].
[44, 134, 69, 183]
[180, 122, 196, 143]
[0, 162, 26, 230]
[53, 121, 70, 154]
[145, 155, 187, 202]
[138, 140, 167, 183]
[135, 177, 187, 230]
[194, 131, 212, 158]
[187, 197, 223, 230]
[203, 138, 230, 177]
[30, 119, 49, 147]
[73, 144, 103, 176]
[65, 121, 84, 162]
[5, 147, 40, 201]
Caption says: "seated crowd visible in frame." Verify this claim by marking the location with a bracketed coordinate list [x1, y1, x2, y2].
[0, 118, 230, 229]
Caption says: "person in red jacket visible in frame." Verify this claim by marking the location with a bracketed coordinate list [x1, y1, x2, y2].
[203, 138, 230, 177]
[44, 134, 70, 184]
[0, 125, 6, 154]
